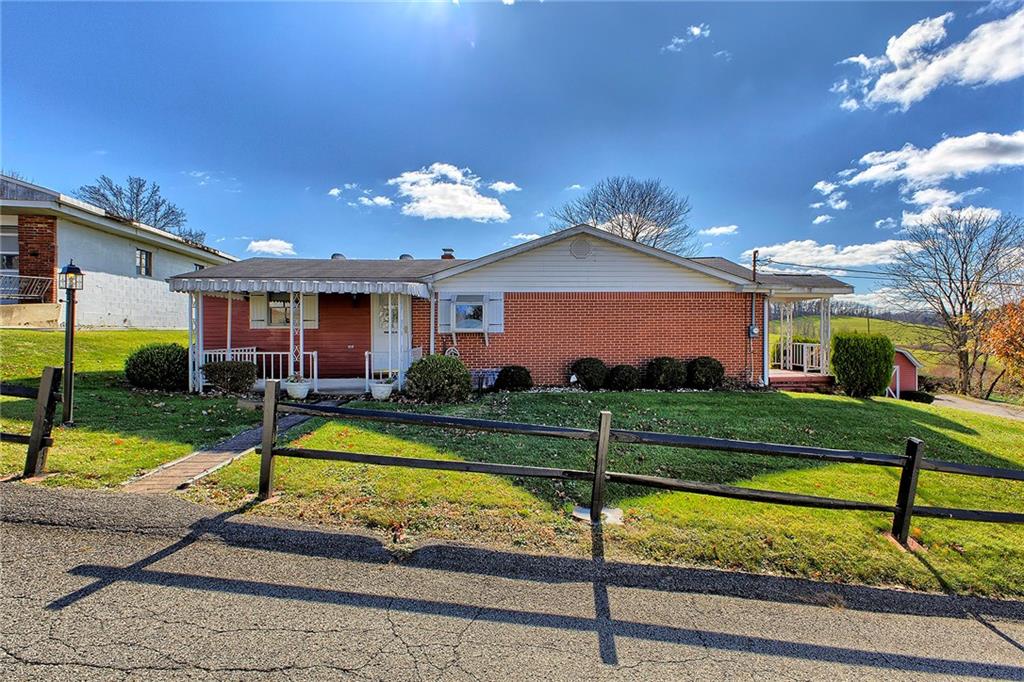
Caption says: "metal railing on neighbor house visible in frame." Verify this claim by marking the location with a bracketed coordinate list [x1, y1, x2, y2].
[364, 346, 423, 390]
[202, 349, 319, 391]
[0, 274, 53, 302]
[254, 382, 1024, 547]
[772, 342, 824, 373]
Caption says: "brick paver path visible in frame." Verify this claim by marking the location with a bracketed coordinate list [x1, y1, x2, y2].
[122, 412, 312, 494]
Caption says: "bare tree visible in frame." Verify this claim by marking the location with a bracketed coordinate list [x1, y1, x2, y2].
[886, 209, 1024, 396]
[75, 175, 188, 234]
[550, 176, 696, 255]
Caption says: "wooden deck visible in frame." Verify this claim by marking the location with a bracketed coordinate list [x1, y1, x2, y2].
[769, 369, 835, 393]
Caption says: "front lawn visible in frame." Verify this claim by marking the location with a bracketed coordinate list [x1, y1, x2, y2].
[0, 329, 258, 486]
[187, 390, 1024, 598]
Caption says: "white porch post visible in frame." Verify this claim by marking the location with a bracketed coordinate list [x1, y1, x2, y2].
[187, 292, 195, 392]
[781, 302, 794, 370]
[299, 293, 305, 378]
[387, 291, 393, 380]
[819, 297, 831, 373]
[429, 289, 436, 355]
[398, 293, 405, 389]
[762, 296, 769, 386]
[197, 292, 205, 390]
[226, 295, 233, 361]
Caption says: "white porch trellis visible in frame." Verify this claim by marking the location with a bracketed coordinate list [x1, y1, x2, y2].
[771, 297, 832, 374]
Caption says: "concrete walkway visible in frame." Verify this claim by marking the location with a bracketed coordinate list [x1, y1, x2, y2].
[2, 485, 1023, 680]
[122, 412, 312, 494]
[934, 394, 1024, 422]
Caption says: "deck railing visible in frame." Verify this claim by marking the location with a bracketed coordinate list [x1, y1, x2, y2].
[202, 349, 319, 391]
[0, 274, 53, 302]
[772, 342, 824, 373]
[364, 346, 423, 390]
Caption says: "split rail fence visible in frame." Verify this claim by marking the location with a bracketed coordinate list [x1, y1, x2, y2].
[0, 367, 63, 477]
[256, 380, 1023, 545]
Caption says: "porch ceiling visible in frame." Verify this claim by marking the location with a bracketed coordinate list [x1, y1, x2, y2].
[170, 277, 430, 298]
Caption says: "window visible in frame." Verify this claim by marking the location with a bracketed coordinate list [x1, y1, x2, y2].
[135, 248, 153, 276]
[267, 292, 291, 327]
[193, 263, 205, 271]
[453, 294, 485, 331]
[0, 254, 17, 271]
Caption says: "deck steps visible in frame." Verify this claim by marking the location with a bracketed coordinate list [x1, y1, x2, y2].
[769, 373, 835, 393]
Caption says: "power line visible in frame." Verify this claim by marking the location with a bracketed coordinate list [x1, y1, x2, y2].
[758, 258, 1024, 289]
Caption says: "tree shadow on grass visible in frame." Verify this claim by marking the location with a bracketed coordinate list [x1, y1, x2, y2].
[46, 500, 1024, 677]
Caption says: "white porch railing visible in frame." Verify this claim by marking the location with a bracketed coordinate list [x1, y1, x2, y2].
[202, 348, 319, 392]
[365, 346, 423, 391]
[771, 342, 824, 373]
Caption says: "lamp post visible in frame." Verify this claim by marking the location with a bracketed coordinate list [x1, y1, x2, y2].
[58, 260, 84, 425]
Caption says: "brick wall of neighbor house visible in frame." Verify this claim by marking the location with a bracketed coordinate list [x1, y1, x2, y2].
[202, 293, 371, 377]
[411, 291, 766, 385]
[17, 214, 57, 302]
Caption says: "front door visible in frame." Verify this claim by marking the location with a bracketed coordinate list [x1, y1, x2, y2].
[370, 293, 411, 375]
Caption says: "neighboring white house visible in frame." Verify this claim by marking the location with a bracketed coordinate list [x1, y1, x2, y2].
[0, 174, 236, 328]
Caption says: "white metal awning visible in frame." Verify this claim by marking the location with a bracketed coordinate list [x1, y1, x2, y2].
[170, 277, 430, 298]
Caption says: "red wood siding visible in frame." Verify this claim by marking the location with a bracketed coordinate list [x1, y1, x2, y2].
[411, 291, 766, 385]
[202, 293, 371, 377]
[890, 351, 918, 393]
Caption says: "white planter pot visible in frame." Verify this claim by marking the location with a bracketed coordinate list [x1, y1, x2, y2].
[282, 380, 311, 400]
[370, 383, 394, 400]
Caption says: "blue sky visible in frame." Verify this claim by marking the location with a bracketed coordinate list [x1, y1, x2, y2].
[3, 1, 1022, 302]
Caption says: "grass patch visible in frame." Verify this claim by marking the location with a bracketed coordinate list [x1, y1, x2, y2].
[188, 390, 1024, 597]
[1, 329, 258, 487]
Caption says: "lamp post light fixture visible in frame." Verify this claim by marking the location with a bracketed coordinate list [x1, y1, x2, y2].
[58, 260, 84, 425]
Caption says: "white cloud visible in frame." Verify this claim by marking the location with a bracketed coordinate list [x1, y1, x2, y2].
[901, 204, 1002, 228]
[875, 217, 898, 230]
[327, 187, 343, 198]
[489, 180, 521, 194]
[826, 192, 850, 210]
[502, 0, 515, 4]
[742, 239, 915, 267]
[836, 8, 1024, 110]
[247, 239, 296, 256]
[844, 130, 1024, 189]
[186, 170, 213, 186]
[713, 50, 732, 61]
[813, 180, 838, 195]
[534, 211, 545, 218]
[809, 202, 825, 209]
[510, 233, 540, 241]
[358, 195, 393, 207]
[662, 23, 710, 52]
[839, 98, 860, 112]
[565, 183, 584, 190]
[387, 162, 510, 222]
[812, 215, 834, 225]
[698, 224, 739, 236]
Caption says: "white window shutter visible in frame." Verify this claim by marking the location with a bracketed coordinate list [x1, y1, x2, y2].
[302, 294, 319, 329]
[249, 294, 267, 329]
[437, 292, 453, 334]
[486, 292, 504, 333]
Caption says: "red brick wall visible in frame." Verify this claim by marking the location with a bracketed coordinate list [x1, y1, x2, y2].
[202, 293, 371, 377]
[411, 291, 766, 385]
[17, 214, 57, 303]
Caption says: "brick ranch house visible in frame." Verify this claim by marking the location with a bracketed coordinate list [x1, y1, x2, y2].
[1, 174, 235, 328]
[170, 225, 852, 392]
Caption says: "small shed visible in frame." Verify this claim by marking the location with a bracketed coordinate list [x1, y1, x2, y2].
[887, 348, 922, 398]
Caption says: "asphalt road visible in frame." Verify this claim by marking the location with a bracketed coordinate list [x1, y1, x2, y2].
[2, 484, 1023, 681]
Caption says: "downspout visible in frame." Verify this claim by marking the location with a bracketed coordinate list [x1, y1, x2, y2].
[762, 294, 770, 386]
[428, 285, 436, 355]
[749, 250, 759, 384]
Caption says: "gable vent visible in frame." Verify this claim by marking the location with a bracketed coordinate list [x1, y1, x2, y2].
[569, 237, 592, 259]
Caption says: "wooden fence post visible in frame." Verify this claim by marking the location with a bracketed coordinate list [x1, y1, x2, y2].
[892, 437, 924, 546]
[258, 380, 280, 500]
[23, 366, 62, 478]
[590, 410, 612, 524]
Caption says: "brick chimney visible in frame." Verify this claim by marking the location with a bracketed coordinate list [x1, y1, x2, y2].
[441, 248, 455, 260]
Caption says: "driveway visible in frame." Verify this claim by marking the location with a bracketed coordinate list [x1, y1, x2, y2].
[934, 394, 1024, 422]
[2, 484, 1023, 680]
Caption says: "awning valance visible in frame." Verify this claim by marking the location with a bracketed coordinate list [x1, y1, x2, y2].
[170, 278, 430, 298]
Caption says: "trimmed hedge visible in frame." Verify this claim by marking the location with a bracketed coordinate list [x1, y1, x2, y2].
[643, 356, 687, 390]
[831, 332, 894, 398]
[405, 354, 472, 403]
[124, 343, 189, 391]
[494, 365, 533, 392]
[202, 360, 257, 394]
[687, 356, 725, 390]
[900, 390, 935, 404]
[606, 364, 641, 391]
[570, 357, 608, 391]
